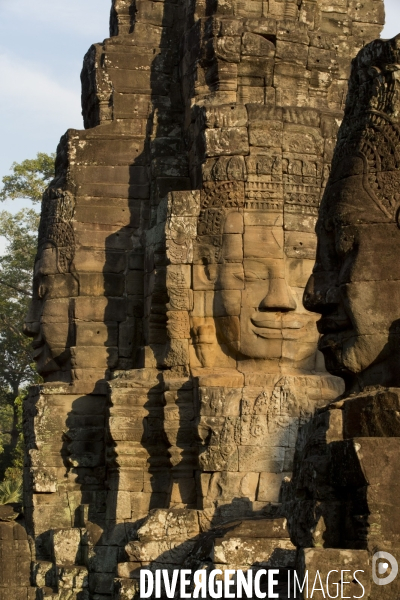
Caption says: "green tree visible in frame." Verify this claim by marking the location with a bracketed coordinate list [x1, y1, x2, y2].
[0, 209, 39, 477]
[0, 152, 55, 204]
[0, 152, 55, 481]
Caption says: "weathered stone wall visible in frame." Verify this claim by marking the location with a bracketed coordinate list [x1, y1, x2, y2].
[22, 0, 385, 597]
[0, 507, 33, 600]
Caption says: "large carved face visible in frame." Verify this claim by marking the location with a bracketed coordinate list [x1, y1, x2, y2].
[24, 190, 76, 380]
[302, 42, 400, 390]
[208, 208, 319, 366]
[24, 244, 75, 378]
[215, 210, 318, 365]
[304, 134, 400, 389]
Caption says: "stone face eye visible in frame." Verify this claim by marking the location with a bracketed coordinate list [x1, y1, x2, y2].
[244, 270, 261, 281]
[336, 230, 355, 258]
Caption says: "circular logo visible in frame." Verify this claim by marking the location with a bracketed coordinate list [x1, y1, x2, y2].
[372, 551, 398, 586]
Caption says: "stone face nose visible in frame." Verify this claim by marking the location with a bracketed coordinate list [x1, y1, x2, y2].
[303, 273, 321, 313]
[303, 273, 340, 315]
[23, 320, 40, 338]
[23, 299, 40, 338]
[259, 277, 296, 311]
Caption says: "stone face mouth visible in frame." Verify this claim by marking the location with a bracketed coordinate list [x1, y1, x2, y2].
[318, 328, 353, 353]
[317, 316, 351, 335]
[32, 346, 43, 359]
[251, 316, 303, 329]
[251, 317, 282, 328]
[31, 333, 45, 353]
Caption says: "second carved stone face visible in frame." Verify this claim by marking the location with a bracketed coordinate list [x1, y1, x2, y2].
[304, 155, 400, 389]
[302, 41, 400, 391]
[212, 210, 319, 365]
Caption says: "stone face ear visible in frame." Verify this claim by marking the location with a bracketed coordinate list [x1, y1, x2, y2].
[191, 317, 218, 367]
[192, 264, 218, 290]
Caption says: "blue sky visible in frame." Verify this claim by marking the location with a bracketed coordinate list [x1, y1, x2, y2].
[0, 0, 111, 214]
[0, 0, 399, 224]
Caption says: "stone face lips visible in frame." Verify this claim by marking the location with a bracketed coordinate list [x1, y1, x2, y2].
[22, 0, 385, 597]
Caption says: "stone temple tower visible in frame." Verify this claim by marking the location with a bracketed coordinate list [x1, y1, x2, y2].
[17, 0, 385, 597]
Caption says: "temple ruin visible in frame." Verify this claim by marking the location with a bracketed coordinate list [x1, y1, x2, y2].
[2, 0, 396, 598]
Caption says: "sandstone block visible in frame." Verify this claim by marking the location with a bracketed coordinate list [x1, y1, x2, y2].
[74, 297, 126, 322]
[86, 546, 118, 573]
[257, 472, 289, 502]
[70, 346, 118, 369]
[76, 322, 118, 347]
[117, 562, 142, 579]
[214, 536, 295, 566]
[74, 249, 126, 274]
[58, 565, 89, 590]
[114, 577, 140, 600]
[202, 105, 248, 130]
[205, 127, 249, 157]
[78, 273, 125, 297]
[238, 446, 285, 472]
[32, 561, 56, 589]
[216, 36, 241, 62]
[106, 491, 132, 521]
[74, 204, 141, 227]
[297, 549, 370, 600]
[52, 528, 82, 566]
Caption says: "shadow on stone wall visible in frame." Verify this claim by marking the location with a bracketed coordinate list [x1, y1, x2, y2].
[114, 505, 296, 599]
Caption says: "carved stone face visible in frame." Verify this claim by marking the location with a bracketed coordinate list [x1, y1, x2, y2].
[24, 244, 74, 379]
[214, 210, 319, 365]
[304, 156, 400, 389]
[24, 189, 76, 380]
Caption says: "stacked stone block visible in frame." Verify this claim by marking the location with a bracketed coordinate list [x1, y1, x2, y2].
[107, 369, 171, 523]
[0, 514, 34, 600]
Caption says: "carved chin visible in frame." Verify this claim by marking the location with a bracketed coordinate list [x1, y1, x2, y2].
[36, 344, 70, 376]
[36, 349, 61, 375]
[319, 332, 389, 379]
[239, 335, 282, 359]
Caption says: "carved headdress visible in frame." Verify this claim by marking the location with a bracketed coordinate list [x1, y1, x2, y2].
[328, 35, 400, 222]
[38, 188, 75, 273]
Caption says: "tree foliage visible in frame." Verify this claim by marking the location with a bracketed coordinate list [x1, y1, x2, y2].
[0, 152, 54, 485]
[0, 152, 55, 204]
[0, 477, 23, 505]
[0, 209, 39, 395]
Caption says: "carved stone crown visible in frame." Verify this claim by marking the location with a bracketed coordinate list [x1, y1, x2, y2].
[328, 35, 400, 223]
[38, 188, 75, 273]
